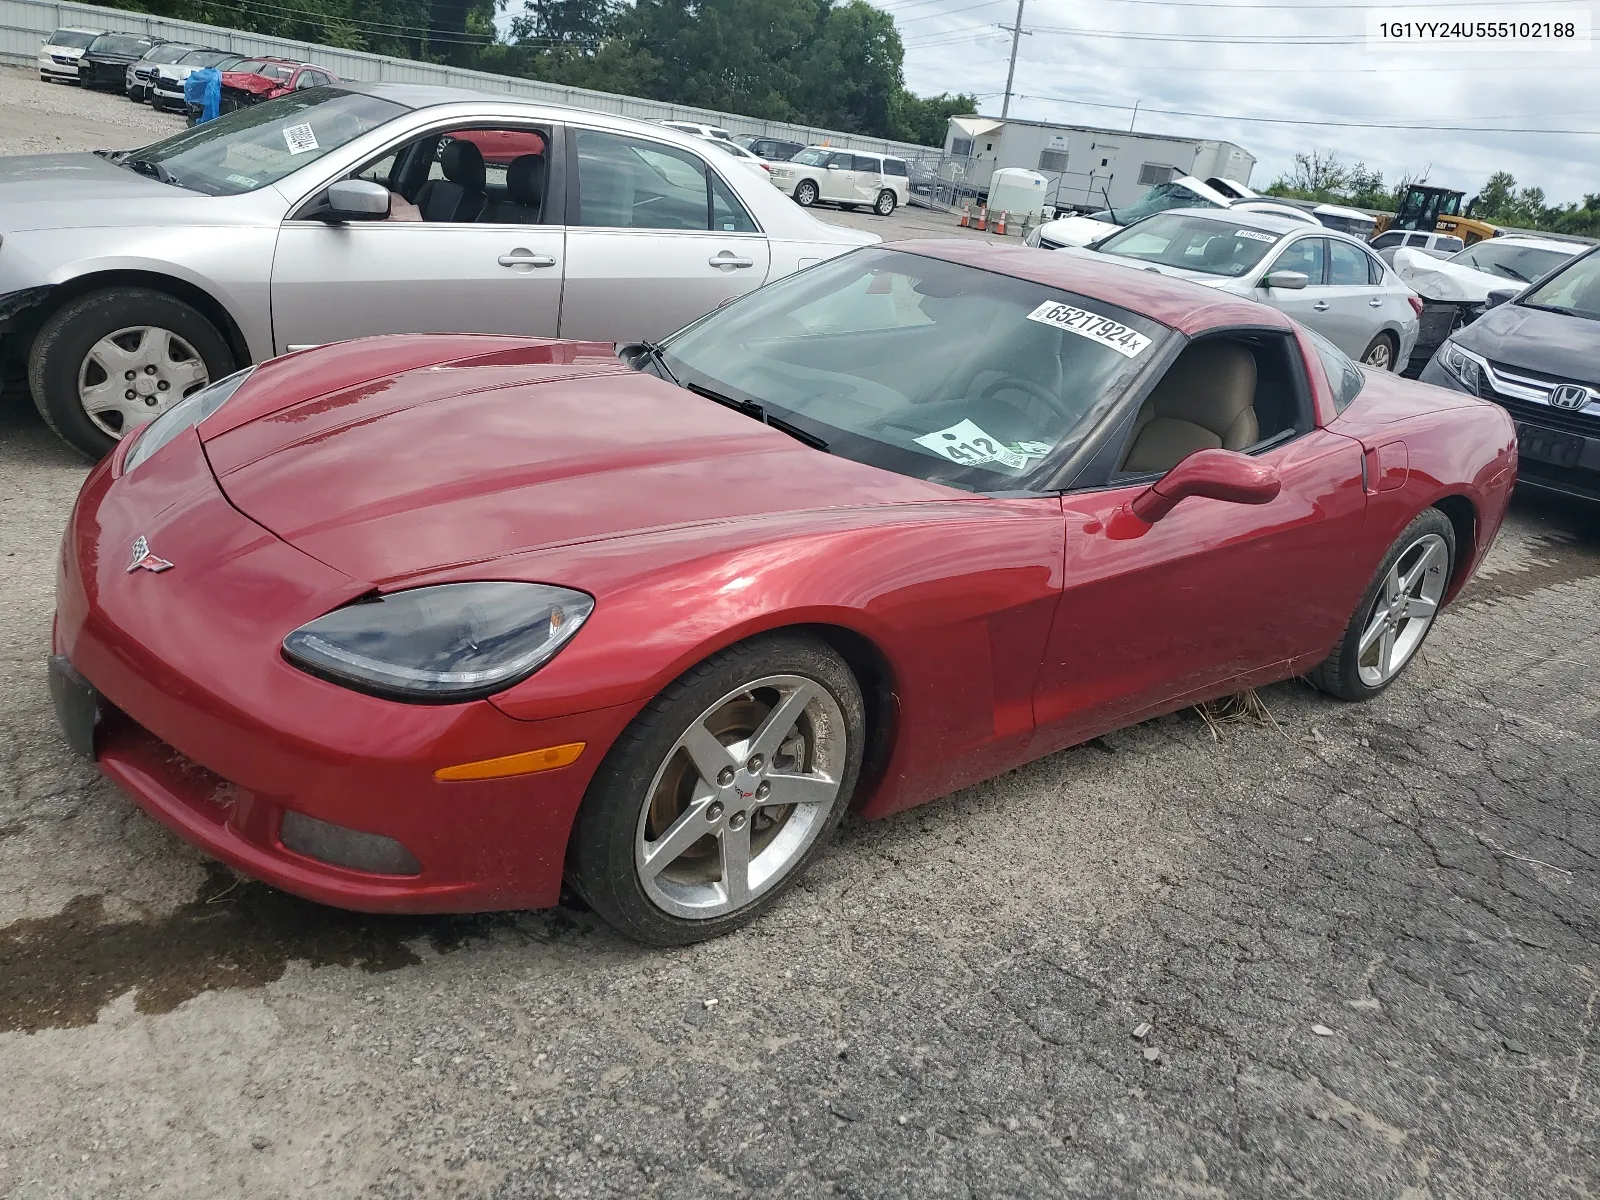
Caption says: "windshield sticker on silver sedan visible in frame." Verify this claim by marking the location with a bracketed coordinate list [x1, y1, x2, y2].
[1024, 302, 1151, 359]
[283, 123, 320, 155]
[914, 420, 1050, 470]
[1234, 229, 1278, 242]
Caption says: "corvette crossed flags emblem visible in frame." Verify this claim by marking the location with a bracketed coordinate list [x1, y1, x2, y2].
[127, 536, 173, 574]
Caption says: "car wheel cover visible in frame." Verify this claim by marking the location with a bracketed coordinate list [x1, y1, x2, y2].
[77, 325, 211, 439]
[634, 674, 847, 920]
[1364, 339, 1393, 369]
[1357, 531, 1448, 687]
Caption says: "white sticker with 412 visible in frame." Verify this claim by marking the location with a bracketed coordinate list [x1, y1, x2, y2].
[914, 420, 1052, 471]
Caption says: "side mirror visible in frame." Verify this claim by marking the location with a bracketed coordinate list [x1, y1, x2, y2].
[1261, 270, 1309, 291]
[324, 179, 390, 222]
[1130, 448, 1281, 523]
[1484, 288, 1519, 310]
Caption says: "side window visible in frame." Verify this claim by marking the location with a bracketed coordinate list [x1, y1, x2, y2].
[883, 158, 909, 178]
[709, 171, 758, 233]
[852, 155, 881, 174]
[1304, 327, 1365, 412]
[825, 151, 854, 169]
[1327, 240, 1370, 286]
[1270, 237, 1326, 283]
[437, 129, 547, 192]
[1370, 231, 1403, 250]
[355, 147, 403, 190]
[1366, 251, 1385, 286]
[576, 129, 739, 232]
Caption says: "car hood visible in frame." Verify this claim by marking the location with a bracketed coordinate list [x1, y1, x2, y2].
[0, 153, 193, 231]
[1393, 247, 1545, 302]
[201, 337, 958, 583]
[1453, 302, 1600, 386]
[1036, 215, 1121, 247]
[222, 73, 283, 93]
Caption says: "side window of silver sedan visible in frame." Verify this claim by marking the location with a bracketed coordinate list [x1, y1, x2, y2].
[1270, 237, 1326, 284]
[575, 130, 756, 233]
[1327, 240, 1370, 286]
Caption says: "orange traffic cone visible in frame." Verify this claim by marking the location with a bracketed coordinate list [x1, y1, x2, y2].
[958, 203, 971, 228]
[976, 204, 989, 231]
[996, 210, 1008, 235]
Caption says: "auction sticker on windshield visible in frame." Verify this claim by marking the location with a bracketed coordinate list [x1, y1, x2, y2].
[914, 420, 1052, 470]
[1025, 302, 1151, 359]
[1235, 229, 1277, 242]
[283, 123, 320, 155]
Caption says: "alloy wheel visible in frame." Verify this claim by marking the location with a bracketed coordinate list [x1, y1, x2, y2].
[634, 674, 847, 920]
[1363, 339, 1394, 370]
[77, 325, 211, 438]
[876, 191, 896, 216]
[1356, 532, 1449, 687]
[796, 182, 817, 206]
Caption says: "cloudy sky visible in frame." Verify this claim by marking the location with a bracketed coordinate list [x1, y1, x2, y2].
[870, 0, 1598, 206]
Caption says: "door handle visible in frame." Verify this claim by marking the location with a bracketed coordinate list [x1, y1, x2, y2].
[498, 251, 557, 268]
[709, 252, 754, 269]
[1369, 297, 1384, 307]
[1313, 300, 1331, 312]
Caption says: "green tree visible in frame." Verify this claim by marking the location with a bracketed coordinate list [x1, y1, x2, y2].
[888, 90, 976, 147]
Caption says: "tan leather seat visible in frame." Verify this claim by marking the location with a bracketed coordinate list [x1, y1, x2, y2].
[1121, 341, 1260, 474]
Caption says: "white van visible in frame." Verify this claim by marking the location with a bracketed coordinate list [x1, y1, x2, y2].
[768, 147, 910, 216]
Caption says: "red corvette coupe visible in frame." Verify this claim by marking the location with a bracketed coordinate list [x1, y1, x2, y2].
[49, 242, 1516, 945]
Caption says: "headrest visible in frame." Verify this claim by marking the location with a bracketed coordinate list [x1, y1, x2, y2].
[440, 140, 485, 190]
[506, 153, 544, 205]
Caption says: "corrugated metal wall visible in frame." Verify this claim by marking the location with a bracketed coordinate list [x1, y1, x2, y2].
[1, 0, 937, 158]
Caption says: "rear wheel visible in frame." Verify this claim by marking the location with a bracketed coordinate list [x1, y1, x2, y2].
[794, 180, 818, 207]
[1309, 508, 1455, 701]
[1360, 333, 1397, 371]
[28, 287, 235, 460]
[875, 189, 898, 216]
[568, 633, 864, 945]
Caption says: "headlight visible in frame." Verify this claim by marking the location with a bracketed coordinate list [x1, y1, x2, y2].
[282, 582, 594, 703]
[1437, 339, 1484, 392]
[122, 367, 255, 473]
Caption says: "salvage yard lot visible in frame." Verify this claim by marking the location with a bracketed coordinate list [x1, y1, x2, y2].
[1, 67, 1596, 1199]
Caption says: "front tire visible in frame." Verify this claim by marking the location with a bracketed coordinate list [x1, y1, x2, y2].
[875, 189, 898, 216]
[1308, 508, 1455, 701]
[28, 287, 235, 460]
[568, 633, 865, 946]
[794, 180, 818, 207]
[1361, 333, 1397, 371]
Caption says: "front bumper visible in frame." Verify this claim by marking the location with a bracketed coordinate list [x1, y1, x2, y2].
[39, 54, 80, 79]
[52, 430, 635, 912]
[1420, 355, 1600, 502]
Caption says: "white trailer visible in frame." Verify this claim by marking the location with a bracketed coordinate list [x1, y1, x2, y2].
[945, 116, 1255, 213]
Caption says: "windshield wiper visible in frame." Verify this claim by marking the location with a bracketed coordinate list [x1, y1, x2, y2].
[1491, 264, 1530, 282]
[685, 382, 829, 452]
[123, 157, 179, 187]
[633, 340, 678, 384]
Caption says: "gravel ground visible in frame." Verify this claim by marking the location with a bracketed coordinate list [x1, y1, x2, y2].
[1, 70, 1597, 1200]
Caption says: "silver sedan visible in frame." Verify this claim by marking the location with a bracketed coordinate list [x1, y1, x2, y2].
[1055, 208, 1420, 371]
[0, 84, 876, 458]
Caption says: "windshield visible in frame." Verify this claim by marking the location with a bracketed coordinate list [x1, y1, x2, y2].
[1451, 240, 1576, 284]
[791, 148, 831, 166]
[117, 89, 405, 196]
[1090, 180, 1219, 225]
[1097, 213, 1282, 278]
[659, 248, 1168, 490]
[88, 34, 151, 57]
[47, 30, 99, 49]
[181, 49, 235, 68]
[144, 43, 196, 64]
[1520, 249, 1600, 321]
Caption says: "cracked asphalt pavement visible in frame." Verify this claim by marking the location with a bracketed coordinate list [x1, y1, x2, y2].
[0, 70, 1596, 1198]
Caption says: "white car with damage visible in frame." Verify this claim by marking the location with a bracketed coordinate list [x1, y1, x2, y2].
[1026, 176, 1316, 249]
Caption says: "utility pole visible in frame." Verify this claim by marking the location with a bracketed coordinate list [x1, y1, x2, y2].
[1001, 0, 1027, 119]
[1128, 100, 1140, 132]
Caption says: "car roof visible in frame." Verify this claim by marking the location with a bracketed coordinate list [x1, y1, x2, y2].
[1161, 206, 1375, 248]
[888, 239, 1295, 336]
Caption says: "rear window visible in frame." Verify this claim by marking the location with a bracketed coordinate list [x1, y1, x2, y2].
[89, 35, 152, 56]
[884, 158, 909, 177]
[1436, 236, 1464, 254]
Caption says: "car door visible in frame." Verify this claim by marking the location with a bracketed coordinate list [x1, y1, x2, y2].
[818, 151, 856, 203]
[1320, 239, 1389, 358]
[851, 155, 884, 205]
[1030, 329, 1369, 757]
[270, 122, 565, 352]
[559, 127, 771, 342]
[1259, 234, 1332, 332]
